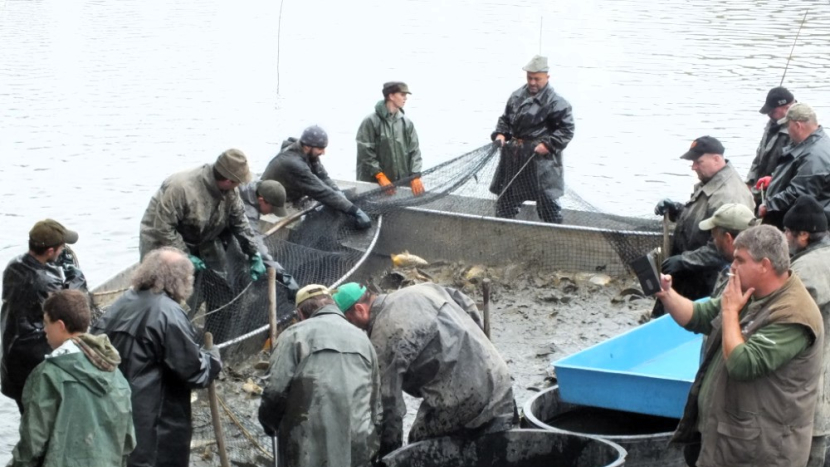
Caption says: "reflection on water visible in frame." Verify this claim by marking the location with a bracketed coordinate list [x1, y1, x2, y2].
[2, 0, 830, 462]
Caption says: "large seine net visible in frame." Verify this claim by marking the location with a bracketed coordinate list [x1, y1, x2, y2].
[94, 143, 663, 466]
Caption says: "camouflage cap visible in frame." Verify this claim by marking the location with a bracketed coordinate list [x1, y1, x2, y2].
[215, 149, 252, 183]
[29, 219, 79, 248]
[785, 102, 817, 123]
[256, 180, 288, 217]
[522, 55, 549, 73]
[699, 204, 756, 232]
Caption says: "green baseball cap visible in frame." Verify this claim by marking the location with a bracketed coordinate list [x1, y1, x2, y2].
[332, 282, 367, 312]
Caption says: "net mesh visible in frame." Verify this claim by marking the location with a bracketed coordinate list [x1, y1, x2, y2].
[93, 142, 664, 466]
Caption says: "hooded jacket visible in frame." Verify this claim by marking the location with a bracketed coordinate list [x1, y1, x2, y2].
[11, 334, 135, 467]
[1, 253, 87, 406]
[90, 289, 221, 467]
[262, 139, 355, 213]
[259, 304, 381, 467]
[356, 100, 422, 182]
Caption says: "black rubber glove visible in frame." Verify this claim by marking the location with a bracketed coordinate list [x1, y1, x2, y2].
[279, 273, 300, 301]
[352, 208, 372, 230]
[661, 255, 686, 275]
[654, 199, 684, 221]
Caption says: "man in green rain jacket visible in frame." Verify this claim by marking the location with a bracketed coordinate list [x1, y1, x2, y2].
[356, 82, 424, 195]
[11, 289, 135, 467]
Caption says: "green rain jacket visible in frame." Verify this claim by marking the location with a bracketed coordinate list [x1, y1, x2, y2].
[356, 101, 421, 183]
[11, 334, 135, 467]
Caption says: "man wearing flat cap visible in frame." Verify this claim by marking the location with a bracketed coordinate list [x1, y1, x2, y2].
[783, 195, 830, 467]
[746, 87, 795, 193]
[259, 284, 381, 467]
[356, 82, 424, 196]
[490, 55, 575, 223]
[237, 179, 299, 299]
[1, 219, 89, 412]
[653, 136, 753, 316]
[759, 103, 830, 229]
[139, 149, 267, 343]
[263, 125, 372, 230]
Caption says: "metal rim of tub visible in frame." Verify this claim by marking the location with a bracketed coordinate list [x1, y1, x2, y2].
[522, 385, 678, 442]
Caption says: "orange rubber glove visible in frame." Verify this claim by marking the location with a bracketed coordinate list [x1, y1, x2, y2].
[411, 177, 425, 196]
[375, 172, 395, 195]
[755, 176, 772, 191]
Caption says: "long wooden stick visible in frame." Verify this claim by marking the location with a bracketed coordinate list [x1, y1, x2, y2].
[482, 279, 492, 339]
[204, 332, 230, 467]
[268, 267, 278, 350]
[662, 212, 671, 263]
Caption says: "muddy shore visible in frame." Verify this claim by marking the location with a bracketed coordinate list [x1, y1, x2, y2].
[191, 261, 654, 466]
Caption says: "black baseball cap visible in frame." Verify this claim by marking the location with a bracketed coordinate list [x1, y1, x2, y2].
[759, 86, 795, 114]
[680, 136, 725, 160]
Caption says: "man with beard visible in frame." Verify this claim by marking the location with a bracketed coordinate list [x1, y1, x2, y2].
[746, 87, 795, 201]
[1, 219, 88, 413]
[262, 125, 372, 230]
[139, 149, 266, 343]
[91, 247, 222, 467]
[782, 195, 830, 467]
[652, 136, 754, 316]
[759, 103, 830, 229]
[490, 55, 575, 223]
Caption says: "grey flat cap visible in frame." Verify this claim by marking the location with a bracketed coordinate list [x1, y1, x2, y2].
[522, 55, 549, 73]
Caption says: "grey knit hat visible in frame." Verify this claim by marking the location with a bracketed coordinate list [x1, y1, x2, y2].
[300, 125, 328, 148]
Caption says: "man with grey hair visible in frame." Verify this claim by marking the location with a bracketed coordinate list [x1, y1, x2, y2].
[91, 247, 222, 467]
[759, 102, 830, 229]
[259, 284, 381, 467]
[490, 55, 575, 224]
[782, 195, 830, 467]
[656, 225, 824, 467]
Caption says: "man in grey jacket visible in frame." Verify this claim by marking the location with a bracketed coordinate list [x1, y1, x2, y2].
[333, 282, 516, 457]
[653, 136, 754, 316]
[760, 103, 830, 229]
[262, 125, 372, 230]
[783, 195, 830, 467]
[259, 284, 381, 467]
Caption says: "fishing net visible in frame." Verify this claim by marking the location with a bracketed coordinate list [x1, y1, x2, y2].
[93, 142, 664, 466]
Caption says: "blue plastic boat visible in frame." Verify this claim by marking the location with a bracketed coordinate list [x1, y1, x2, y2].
[553, 314, 703, 419]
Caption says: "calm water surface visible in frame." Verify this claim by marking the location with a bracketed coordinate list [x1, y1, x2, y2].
[2, 0, 830, 461]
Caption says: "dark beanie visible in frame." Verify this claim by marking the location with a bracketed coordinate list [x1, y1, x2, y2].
[784, 196, 828, 233]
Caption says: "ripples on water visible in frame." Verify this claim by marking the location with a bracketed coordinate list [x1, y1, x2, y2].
[1, 0, 830, 461]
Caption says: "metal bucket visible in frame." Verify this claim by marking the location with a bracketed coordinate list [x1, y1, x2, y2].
[382, 428, 626, 467]
[523, 386, 684, 467]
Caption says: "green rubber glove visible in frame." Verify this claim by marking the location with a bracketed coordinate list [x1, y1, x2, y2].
[188, 254, 206, 271]
[249, 253, 267, 281]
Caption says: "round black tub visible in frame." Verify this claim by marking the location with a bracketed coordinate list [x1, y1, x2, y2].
[382, 428, 626, 467]
[522, 386, 684, 467]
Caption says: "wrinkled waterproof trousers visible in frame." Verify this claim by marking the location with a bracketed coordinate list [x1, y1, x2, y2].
[493, 143, 563, 224]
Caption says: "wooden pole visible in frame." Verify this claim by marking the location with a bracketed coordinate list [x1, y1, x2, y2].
[204, 332, 230, 467]
[268, 267, 278, 350]
[482, 279, 492, 339]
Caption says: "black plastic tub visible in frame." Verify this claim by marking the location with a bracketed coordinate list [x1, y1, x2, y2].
[382, 428, 626, 467]
[522, 386, 684, 467]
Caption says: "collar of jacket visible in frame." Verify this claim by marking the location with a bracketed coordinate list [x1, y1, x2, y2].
[783, 126, 827, 159]
[693, 163, 736, 198]
[366, 293, 389, 337]
[375, 100, 405, 121]
[199, 164, 225, 199]
[792, 235, 830, 263]
[309, 303, 347, 320]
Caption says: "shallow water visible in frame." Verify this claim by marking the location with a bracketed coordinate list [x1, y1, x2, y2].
[3, 0, 830, 461]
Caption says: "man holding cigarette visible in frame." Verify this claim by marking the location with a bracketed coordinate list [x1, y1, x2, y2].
[657, 225, 824, 467]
